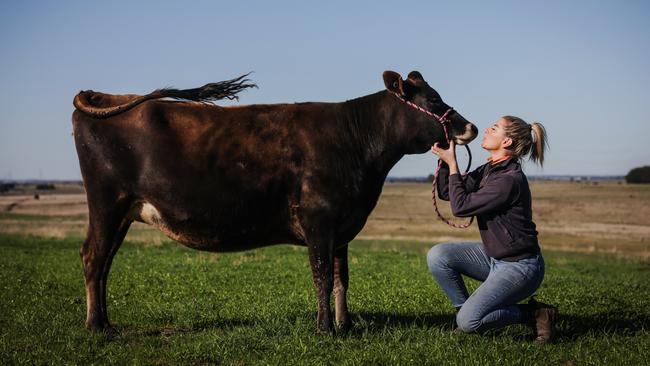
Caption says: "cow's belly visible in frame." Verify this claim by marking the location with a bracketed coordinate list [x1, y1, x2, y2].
[128, 201, 294, 252]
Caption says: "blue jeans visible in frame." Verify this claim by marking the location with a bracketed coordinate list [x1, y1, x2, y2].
[427, 242, 544, 333]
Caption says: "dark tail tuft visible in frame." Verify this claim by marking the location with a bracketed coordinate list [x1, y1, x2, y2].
[157, 73, 257, 103]
[74, 73, 258, 118]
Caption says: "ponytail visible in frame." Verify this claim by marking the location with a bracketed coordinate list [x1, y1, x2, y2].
[502, 116, 549, 167]
[529, 122, 548, 167]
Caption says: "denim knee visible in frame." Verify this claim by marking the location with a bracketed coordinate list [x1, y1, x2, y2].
[456, 308, 481, 333]
[427, 243, 455, 273]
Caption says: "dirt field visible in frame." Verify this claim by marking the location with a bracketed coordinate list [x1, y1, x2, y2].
[1, 181, 649, 258]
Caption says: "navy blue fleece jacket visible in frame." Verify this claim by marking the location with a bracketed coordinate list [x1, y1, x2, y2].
[437, 158, 540, 261]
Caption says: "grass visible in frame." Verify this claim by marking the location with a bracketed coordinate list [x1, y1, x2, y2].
[1, 234, 649, 365]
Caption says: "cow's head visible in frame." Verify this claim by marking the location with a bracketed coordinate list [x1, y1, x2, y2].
[383, 70, 478, 153]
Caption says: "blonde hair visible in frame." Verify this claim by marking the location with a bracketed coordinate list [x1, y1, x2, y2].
[501, 115, 549, 167]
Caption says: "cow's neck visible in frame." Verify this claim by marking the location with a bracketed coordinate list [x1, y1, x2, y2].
[338, 91, 406, 178]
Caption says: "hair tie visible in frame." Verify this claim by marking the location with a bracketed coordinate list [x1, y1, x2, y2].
[530, 124, 537, 143]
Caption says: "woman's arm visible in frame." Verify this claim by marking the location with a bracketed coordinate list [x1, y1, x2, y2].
[432, 140, 515, 216]
[448, 174, 516, 217]
[433, 141, 484, 200]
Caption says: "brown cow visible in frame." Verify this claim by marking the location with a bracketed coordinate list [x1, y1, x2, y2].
[72, 71, 477, 334]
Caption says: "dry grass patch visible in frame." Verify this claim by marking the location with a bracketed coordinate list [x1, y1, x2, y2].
[1, 181, 648, 258]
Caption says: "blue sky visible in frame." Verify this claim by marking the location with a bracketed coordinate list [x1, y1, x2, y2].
[1, 0, 649, 179]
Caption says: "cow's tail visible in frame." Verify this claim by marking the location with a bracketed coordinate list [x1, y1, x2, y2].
[73, 73, 257, 119]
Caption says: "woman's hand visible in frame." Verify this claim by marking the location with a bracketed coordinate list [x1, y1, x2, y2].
[432, 141, 459, 174]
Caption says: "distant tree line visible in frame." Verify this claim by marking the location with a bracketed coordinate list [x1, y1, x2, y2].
[0, 183, 16, 193]
[36, 183, 55, 190]
[626, 166, 650, 184]
[0, 182, 57, 194]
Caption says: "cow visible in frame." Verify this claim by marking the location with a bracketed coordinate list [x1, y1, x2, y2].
[72, 71, 478, 334]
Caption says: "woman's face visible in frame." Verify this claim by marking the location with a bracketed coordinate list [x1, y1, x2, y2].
[481, 118, 511, 151]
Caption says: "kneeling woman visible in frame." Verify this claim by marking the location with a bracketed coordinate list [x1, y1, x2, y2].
[428, 116, 556, 343]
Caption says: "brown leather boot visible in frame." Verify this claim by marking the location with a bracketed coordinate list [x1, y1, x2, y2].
[527, 297, 557, 344]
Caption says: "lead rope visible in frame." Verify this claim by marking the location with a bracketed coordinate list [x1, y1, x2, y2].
[391, 92, 474, 228]
[431, 144, 474, 228]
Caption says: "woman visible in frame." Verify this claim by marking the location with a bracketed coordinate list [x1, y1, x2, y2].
[427, 115, 556, 343]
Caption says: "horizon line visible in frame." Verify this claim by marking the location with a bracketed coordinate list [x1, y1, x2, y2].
[1, 174, 627, 183]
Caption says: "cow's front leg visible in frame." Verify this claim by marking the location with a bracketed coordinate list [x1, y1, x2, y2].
[333, 244, 351, 333]
[307, 236, 334, 334]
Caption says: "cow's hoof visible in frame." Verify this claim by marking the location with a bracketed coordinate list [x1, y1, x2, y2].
[335, 320, 352, 335]
[316, 323, 334, 335]
[86, 321, 119, 338]
[86, 319, 105, 332]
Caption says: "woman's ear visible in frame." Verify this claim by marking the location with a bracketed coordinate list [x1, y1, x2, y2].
[502, 137, 513, 149]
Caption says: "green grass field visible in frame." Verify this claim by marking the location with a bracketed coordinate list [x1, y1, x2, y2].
[1, 234, 649, 365]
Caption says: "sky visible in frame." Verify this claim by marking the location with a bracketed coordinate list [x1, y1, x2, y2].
[1, 0, 649, 179]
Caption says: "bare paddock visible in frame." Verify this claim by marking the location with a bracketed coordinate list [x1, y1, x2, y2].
[1, 181, 649, 258]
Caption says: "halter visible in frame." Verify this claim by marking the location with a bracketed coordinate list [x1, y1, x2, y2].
[392, 92, 474, 229]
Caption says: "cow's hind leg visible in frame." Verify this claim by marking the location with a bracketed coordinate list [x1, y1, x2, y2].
[80, 193, 131, 332]
[333, 244, 351, 333]
[307, 234, 335, 334]
[99, 219, 131, 329]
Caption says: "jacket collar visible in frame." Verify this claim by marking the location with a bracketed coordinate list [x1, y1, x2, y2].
[487, 155, 510, 166]
[486, 156, 517, 172]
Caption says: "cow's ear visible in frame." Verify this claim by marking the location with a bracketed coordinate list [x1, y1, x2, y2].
[407, 71, 424, 82]
[383, 71, 404, 95]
